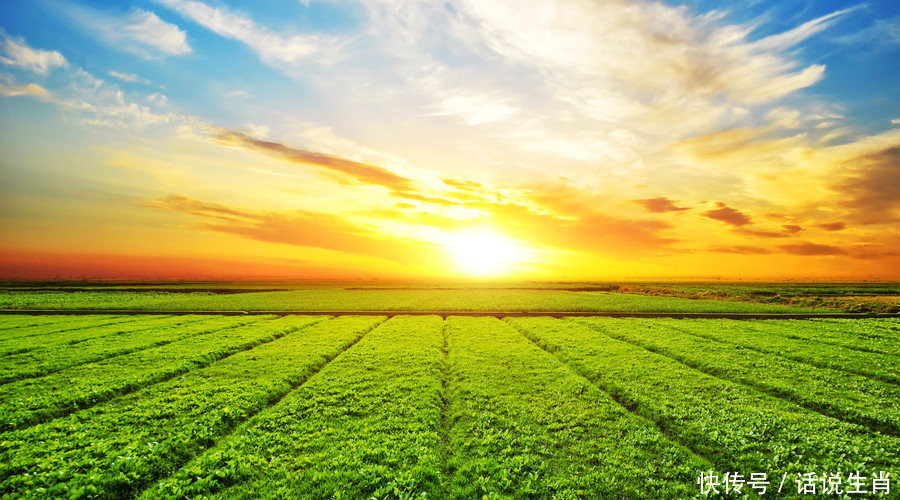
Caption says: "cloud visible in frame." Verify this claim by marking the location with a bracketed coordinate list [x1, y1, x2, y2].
[702, 202, 752, 227]
[120, 10, 191, 56]
[0, 36, 67, 74]
[0, 81, 53, 100]
[782, 224, 804, 234]
[458, 196, 680, 258]
[429, 91, 519, 125]
[213, 130, 415, 190]
[709, 245, 773, 255]
[750, 7, 859, 52]
[142, 194, 438, 265]
[735, 228, 789, 238]
[815, 222, 846, 231]
[448, 1, 846, 103]
[391, 191, 460, 207]
[833, 146, 900, 223]
[147, 93, 167, 105]
[835, 14, 900, 48]
[60, 3, 191, 58]
[109, 71, 151, 84]
[443, 178, 485, 190]
[778, 242, 846, 256]
[633, 198, 690, 213]
[155, 0, 331, 65]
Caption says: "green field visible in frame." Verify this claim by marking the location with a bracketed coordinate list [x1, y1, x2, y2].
[0, 314, 897, 498]
[0, 288, 830, 313]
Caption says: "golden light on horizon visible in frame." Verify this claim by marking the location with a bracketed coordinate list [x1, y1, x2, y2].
[444, 228, 524, 277]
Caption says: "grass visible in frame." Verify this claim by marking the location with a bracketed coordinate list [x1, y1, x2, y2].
[1, 314, 897, 498]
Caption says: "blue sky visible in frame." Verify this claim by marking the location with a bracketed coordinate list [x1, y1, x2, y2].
[1, 0, 898, 279]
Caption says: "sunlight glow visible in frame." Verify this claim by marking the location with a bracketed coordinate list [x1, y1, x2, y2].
[444, 228, 522, 277]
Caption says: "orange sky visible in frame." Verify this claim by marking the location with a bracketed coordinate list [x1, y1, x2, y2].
[1, 1, 899, 280]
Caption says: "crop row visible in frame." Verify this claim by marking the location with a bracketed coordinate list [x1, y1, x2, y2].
[0, 315, 302, 430]
[145, 315, 446, 499]
[0, 315, 183, 358]
[734, 319, 899, 356]
[0, 315, 380, 499]
[0, 316, 142, 349]
[666, 319, 900, 385]
[0, 315, 90, 331]
[508, 317, 900, 479]
[0, 316, 248, 384]
[0, 314, 896, 498]
[573, 317, 900, 436]
[445, 316, 705, 499]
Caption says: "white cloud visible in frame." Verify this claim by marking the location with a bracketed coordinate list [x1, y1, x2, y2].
[750, 7, 858, 51]
[446, 0, 847, 103]
[0, 36, 67, 74]
[58, 1, 191, 58]
[155, 0, 331, 65]
[109, 71, 151, 85]
[1, 65, 179, 129]
[121, 10, 191, 56]
[147, 93, 168, 105]
[430, 91, 519, 125]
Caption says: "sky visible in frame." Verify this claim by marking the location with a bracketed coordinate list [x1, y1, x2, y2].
[0, 0, 898, 280]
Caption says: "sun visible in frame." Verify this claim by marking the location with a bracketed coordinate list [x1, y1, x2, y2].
[444, 228, 522, 277]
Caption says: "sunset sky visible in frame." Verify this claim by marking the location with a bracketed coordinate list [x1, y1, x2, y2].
[1, 0, 898, 279]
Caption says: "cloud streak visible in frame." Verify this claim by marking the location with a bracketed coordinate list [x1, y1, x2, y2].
[633, 198, 690, 213]
[142, 194, 438, 265]
[213, 130, 415, 191]
[156, 0, 332, 65]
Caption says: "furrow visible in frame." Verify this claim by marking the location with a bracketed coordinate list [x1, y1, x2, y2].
[0, 316, 240, 385]
[438, 317, 453, 494]
[572, 317, 900, 437]
[667, 319, 900, 386]
[445, 316, 707, 499]
[143, 315, 446, 500]
[0, 315, 288, 431]
[503, 319, 724, 473]
[742, 319, 899, 357]
[506, 317, 900, 482]
[0, 314, 357, 498]
[0, 316, 145, 346]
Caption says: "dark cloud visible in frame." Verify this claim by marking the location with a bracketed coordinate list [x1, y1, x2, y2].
[214, 130, 415, 191]
[778, 242, 847, 256]
[702, 202, 752, 227]
[782, 224, 803, 234]
[633, 197, 690, 213]
[834, 146, 900, 223]
[709, 245, 773, 255]
[815, 222, 846, 231]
